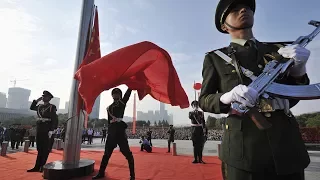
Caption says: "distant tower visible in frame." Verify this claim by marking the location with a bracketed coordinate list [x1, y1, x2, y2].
[159, 102, 165, 120]
[89, 95, 100, 119]
[65, 101, 69, 112]
[6, 87, 31, 109]
[0, 93, 7, 108]
[50, 97, 60, 109]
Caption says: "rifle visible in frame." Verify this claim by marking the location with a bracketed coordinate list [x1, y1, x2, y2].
[231, 20, 320, 130]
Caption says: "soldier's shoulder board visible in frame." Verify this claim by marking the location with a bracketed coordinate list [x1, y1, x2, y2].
[49, 104, 57, 112]
[205, 46, 228, 55]
[261, 41, 293, 48]
[50, 104, 57, 109]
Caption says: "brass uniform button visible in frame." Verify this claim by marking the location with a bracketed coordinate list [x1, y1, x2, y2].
[232, 70, 236, 73]
[226, 124, 229, 129]
[258, 64, 263, 69]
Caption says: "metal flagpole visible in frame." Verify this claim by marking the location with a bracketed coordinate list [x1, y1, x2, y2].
[132, 93, 137, 134]
[194, 81, 196, 101]
[42, 0, 95, 179]
[63, 0, 95, 165]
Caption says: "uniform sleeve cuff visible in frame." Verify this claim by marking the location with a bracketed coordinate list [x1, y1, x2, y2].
[214, 93, 230, 114]
[290, 74, 310, 85]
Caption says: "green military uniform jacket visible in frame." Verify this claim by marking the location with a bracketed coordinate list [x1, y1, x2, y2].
[199, 39, 310, 175]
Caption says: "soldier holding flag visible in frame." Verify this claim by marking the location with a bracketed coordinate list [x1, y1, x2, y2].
[93, 87, 135, 180]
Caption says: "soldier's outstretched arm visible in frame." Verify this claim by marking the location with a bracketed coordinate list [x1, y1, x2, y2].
[50, 105, 58, 131]
[199, 54, 230, 114]
[122, 87, 132, 104]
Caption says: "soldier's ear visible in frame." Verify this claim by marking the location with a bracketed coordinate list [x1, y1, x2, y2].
[221, 24, 228, 32]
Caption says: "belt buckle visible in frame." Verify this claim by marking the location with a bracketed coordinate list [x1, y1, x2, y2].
[258, 99, 275, 113]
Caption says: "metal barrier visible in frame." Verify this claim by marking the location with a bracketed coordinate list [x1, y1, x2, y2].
[55, 139, 63, 150]
[1, 141, 8, 156]
[172, 142, 177, 156]
[24, 140, 30, 153]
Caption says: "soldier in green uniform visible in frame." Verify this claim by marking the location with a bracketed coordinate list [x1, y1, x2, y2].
[166, 125, 175, 153]
[199, 0, 311, 179]
[27, 90, 58, 173]
[10, 124, 21, 149]
[189, 100, 206, 164]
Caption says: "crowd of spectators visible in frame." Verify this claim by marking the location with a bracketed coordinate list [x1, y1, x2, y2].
[91, 127, 224, 141]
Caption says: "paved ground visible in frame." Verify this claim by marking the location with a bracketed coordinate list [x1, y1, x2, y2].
[2, 138, 320, 179]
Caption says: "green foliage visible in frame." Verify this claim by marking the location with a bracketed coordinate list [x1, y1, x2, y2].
[206, 116, 217, 129]
[295, 112, 320, 128]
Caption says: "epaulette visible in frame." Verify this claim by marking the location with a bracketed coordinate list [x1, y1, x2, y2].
[262, 41, 293, 48]
[262, 41, 293, 45]
[206, 46, 229, 55]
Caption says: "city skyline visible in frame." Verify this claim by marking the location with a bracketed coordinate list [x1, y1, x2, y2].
[0, 0, 319, 125]
[0, 87, 173, 123]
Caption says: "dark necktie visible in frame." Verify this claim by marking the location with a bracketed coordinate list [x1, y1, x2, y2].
[245, 40, 256, 49]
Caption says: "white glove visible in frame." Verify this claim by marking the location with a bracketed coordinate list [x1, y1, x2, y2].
[220, 85, 258, 107]
[48, 131, 54, 138]
[277, 45, 310, 76]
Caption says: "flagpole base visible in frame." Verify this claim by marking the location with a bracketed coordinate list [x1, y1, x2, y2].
[43, 159, 95, 180]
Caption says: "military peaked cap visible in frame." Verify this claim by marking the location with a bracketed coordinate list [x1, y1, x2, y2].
[43, 90, 54, 99]
[215, 0, 255, 33]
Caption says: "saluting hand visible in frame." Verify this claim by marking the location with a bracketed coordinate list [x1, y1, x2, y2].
[36, 97, 43, 102]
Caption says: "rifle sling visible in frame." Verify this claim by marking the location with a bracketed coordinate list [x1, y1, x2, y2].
[227, 46, 244, 84]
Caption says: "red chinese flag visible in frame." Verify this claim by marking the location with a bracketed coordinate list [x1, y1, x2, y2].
[76, 8, 101, 128]
[80, 8, 101, 68]
[74, 41, 190, 114]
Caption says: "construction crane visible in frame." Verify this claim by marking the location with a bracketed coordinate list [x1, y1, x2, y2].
[10, 78, 29, 87]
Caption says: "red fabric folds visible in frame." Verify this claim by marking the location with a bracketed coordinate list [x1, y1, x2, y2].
[75, 8, 101, 128]
[74, 41, 190, 113]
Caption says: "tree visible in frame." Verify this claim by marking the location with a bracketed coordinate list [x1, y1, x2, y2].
[206, 115, 217, 129]
[306, 117, 320, 127]
[296, 112, 320, 127]
[154, 121, 157, 126]
[147, 120, 151, 126]
[161, 120, 166, 127]
[215, 118, 222, 130]
[164, 120, 169, 127]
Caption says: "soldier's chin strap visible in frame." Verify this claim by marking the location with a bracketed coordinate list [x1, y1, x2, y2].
[224, 22, 253, 31]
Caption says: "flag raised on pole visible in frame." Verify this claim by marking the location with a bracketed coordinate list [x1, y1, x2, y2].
[75, 7, 101, 128]
[74, 41, 190, 114]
